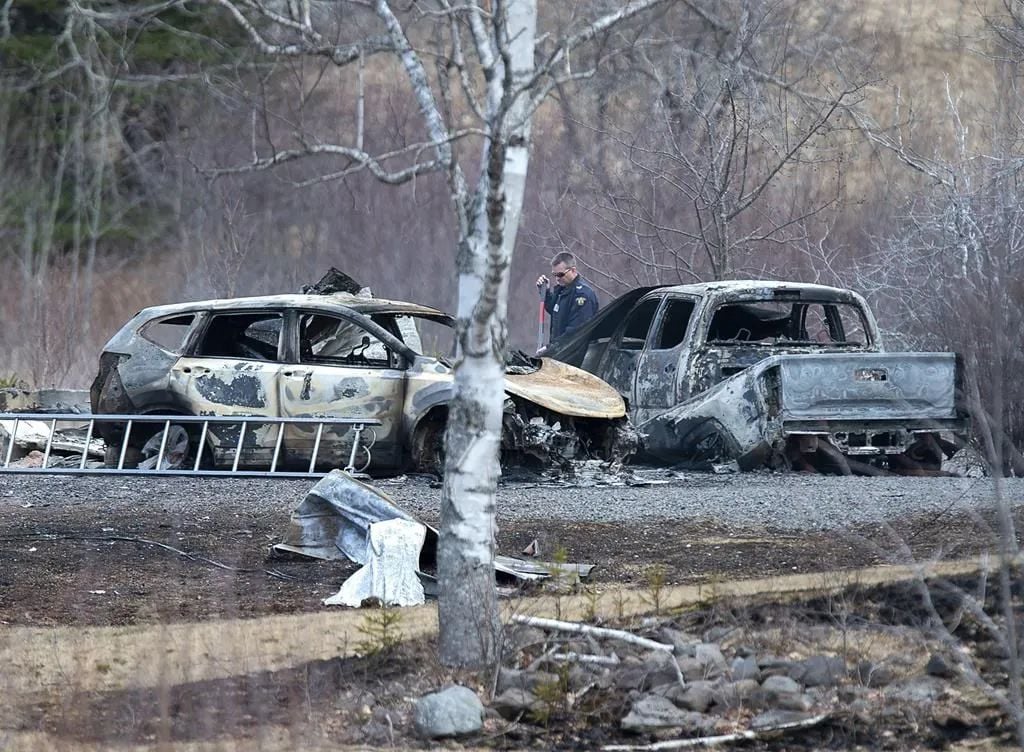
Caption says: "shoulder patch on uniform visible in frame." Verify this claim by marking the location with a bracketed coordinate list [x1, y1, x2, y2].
[576, 296, 587, 306]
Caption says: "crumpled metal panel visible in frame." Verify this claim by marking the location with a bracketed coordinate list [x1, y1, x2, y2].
[778, 353, 958, 421]
[274, 470, 595, 584]
[504, 358, 626, 419]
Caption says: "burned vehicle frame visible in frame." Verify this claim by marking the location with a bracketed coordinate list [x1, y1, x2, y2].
[91, 293, 634, 474]
[545, 281, 968, 474]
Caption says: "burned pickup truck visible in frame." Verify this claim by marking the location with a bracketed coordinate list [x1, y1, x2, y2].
[545, 280, 968, 474]
[90, 292, 633, 474]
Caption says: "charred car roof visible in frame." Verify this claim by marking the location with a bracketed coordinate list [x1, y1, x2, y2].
[134, 293, 452, 321]
[647, 279, 866, 301]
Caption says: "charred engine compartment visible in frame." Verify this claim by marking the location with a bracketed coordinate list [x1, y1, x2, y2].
[501, 397, 638, 470]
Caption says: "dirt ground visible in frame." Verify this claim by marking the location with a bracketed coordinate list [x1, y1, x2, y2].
[1, 474, 1021, 750]
[0, 484, 1007, 628]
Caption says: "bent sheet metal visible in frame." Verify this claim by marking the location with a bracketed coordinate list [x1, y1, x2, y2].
[273, 470, 595, 587]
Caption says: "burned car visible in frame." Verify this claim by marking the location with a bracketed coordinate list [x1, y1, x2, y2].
[545, 280, 968, 474]
[90, 293, 633, 473]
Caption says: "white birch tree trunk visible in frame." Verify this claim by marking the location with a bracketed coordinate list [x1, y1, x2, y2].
[437, 0, 536, 668]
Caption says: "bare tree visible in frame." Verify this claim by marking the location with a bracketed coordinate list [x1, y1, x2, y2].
[547, 0, 868, 287]
[74, 0, 685, 667]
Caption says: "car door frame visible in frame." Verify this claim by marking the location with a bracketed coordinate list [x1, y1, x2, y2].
[633, 293, 701, 422]
[279, 306, 417, 470]
[594, 293, 667, 407]
[172, 307, 288, 466]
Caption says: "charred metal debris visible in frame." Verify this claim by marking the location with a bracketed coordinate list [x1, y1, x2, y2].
[80, 269, 632, 477]
[546, 280, 971, 476]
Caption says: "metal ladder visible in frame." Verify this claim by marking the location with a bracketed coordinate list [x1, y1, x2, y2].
[0, 413, 380, 477]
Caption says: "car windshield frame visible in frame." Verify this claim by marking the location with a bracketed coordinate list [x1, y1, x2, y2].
[703, 298, 873, 348]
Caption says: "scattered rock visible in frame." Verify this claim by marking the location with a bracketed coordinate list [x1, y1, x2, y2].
[677, 682, 716, 713]
[789, 655, 845, 687]
[676, 655, 707, 681]
[757, 655, 794, 678]
[883, 676, 947, 705]
[730, 655, 761, 681]
[621, 695, 718, 734]
[496, 666, 559, 694]
[503, 625, 546, 654]
[413, 685, 483, 739]
[712, 678, 760, 709]
[615, 657, 653, 690]
[749, 709, 819, 731]
[491, 688, 543, 720]
[695, 642, 728, 676]
[659, 626, 701, 655]
[925, 653, 956, 679]
[762, 675, 801, 694]
[640, 649, 683, 689]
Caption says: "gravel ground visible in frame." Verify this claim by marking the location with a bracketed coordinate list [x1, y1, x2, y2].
[1, 468, 1021, 628]
[1, 468, 1018, 530]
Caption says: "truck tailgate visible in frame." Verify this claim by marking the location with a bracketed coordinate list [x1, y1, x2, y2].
[778, 353, 958, 421]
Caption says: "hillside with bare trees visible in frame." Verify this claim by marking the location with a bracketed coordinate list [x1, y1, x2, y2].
[1, 0, 1022, 457]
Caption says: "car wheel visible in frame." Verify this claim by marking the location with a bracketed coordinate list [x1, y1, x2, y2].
[411, 415, 446, 475]
[104, 444, 143, 469]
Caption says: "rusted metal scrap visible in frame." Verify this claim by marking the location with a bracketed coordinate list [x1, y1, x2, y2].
[273, 470, 595, 587]
[547, 280, 969, 475]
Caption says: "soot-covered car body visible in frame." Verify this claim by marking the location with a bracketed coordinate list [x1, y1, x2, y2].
[90, 293, 633, 473]
[545, 280, 968, 474]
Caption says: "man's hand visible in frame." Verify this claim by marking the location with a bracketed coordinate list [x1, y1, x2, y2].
[536, 274, 549, 288]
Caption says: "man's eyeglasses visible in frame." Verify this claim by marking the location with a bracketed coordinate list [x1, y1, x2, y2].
[553, 268, 574, 278]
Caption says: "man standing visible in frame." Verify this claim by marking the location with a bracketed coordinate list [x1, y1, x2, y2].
[536, 252, 599, 351]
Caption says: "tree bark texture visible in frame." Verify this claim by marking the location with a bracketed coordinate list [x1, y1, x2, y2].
[438, 0, 536, 669]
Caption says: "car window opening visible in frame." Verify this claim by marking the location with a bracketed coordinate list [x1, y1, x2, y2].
[299, 313, 393, 368]
[139, 314, 195, 353]
[654, 300, 695, 350]
[617, 298, 661, 350]
[195, 313, 283, 361]
[707, 301, 867, 345]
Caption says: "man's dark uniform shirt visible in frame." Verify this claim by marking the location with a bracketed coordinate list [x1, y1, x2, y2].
[544, 276, 599, 344]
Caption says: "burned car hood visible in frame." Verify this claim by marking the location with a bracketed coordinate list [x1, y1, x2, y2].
[504, 358, 626, 419]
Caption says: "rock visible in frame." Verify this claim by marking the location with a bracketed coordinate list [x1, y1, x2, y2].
[748, 686, 812, 711]
[491, 688, 543, 720]
[695, 643, 728, 677]
[621, 695, 718, 734]
[854, 659, 895, 687]
[496, 666, 559, 694]
[615, 657, 653, 690]
[702, 625, 737, 645]
[503, 625, 546, 654]
[413, 685, 484, 738]
[749, 709, 818, 731]
[925, 653, 956, 679]
[712, 679, 760, 709]
[676, 656, 707, 681]
[757, 655, 794, 678]
[677, 682, 716, 713]
[883, 676, 947, 705]
[777, 692, 815, 712]
[730, 655, 761, 681]
[640, 649, 683, 689]
[789, 655, 845, 687]
[566, 665, 593, 690]
[761, 675, 801, 694]
[659, 626, 701, 655]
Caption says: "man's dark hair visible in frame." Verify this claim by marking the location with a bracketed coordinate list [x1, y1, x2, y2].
[551, 251, 576, 268]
